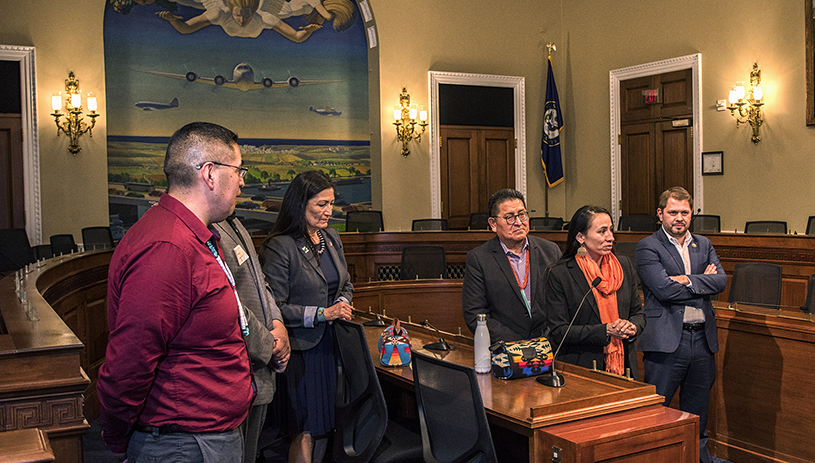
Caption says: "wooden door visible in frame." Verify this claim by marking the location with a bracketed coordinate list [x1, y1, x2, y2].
[619, 69, 693, 215]
[440, 126, 514, 229]
[0, 114, 24, 229]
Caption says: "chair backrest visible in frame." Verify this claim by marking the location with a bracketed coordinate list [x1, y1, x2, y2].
[399, 246, 447, 280]
[412, 351, 498, 463]
[690, 214, 721, 234]
[412, 219, 449, 231]
[346, 211, 384, 233]
[617, 215, 658, 232]
[728, 262, 782, 309]
[332, 320, 389, 463]
[528, 217, 564, 231]
[82, 226, 115, 250]
[802, 274, 815, 313]
[468, 212, 490, 231]
[0, 228, 34, 274]
[806, 216, 815, 236]
[49, 234, 78, 256]
[744, 221, 787, 234]
[614, 241, 640, 288]
[33, 244, 53, 261]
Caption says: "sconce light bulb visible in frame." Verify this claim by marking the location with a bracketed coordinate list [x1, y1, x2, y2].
[52, 93, 62, 111]
[734, 83, 745, 102]
[393, 107, 401, 122]
[87, 93, 98, 112]
[70, 92, 82, 109]
[419, 109, 428, 122]
[752, 85, 763, 102]
[408, 106, 418, 120]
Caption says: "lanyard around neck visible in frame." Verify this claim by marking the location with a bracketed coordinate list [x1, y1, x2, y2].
[507, 248, 531, 316]
[206, 238, 249, 336]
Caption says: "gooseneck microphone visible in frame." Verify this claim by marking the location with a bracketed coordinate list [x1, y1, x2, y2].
[537, 276, 601, 388]
[420, 320, 452, 351]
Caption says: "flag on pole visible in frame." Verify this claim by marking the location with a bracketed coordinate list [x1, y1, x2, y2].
[541, 56, 564, 187]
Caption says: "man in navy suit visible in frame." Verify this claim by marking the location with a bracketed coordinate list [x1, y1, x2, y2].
[636, 187, 727, 463]
[462, 189, 562, 342]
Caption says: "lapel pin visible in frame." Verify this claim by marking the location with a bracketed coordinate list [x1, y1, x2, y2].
[691, 243, 697, 248]
[301, 245, 310, 254]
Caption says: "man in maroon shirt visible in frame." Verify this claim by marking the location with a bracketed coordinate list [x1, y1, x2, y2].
[98, 122, 254, 462]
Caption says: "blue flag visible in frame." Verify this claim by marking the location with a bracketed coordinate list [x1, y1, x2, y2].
[541, 57, 564, 187]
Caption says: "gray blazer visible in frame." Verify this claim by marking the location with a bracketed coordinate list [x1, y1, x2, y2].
[261, 227, 353, 351]
[635, 230, 726, 354]
[213, 217, 282, 405]
[462, 235, 562, 342]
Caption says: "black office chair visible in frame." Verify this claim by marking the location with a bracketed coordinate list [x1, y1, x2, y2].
[49, 234, 78, 256]
[744, 221, 787, 234]
[346, 211, 384, 233]
[333, 320, 423, 463]
[399, 246, 447, 280]
[806, 216, 815, 236]
[690, 215, 721, 234]
[82, 226, 115, 250]
[468, 212, 490, 231]
[617, 215, 658, 232]
[412, 219, 448, 231]
[33, 244, 53, 260]
[411, 351, 498, 463]
[728, 262, 782, 310]
[528, 216, 564, 231]
[0, 228, 35, 275]
[801, 274, 815, 314]
[614, 241, 640, 288]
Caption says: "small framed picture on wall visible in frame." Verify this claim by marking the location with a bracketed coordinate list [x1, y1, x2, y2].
[702, 151, 723, 175]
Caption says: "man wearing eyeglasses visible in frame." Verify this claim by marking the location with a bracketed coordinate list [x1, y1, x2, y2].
[463, 189, 562, 342]
[98, 122, 253, 462]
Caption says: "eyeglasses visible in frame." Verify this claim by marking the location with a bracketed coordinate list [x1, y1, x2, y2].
[494, 211, 529, 225]
[197, 161, 248, 179]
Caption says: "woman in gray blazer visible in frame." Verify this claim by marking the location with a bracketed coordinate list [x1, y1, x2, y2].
[260, 170, 353, 463]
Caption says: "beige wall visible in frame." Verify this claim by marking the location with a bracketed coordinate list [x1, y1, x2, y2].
[559, 0, 815, 233]
[2, 0, 813, 238]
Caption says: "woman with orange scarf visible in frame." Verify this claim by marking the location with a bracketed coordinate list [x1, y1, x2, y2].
[544, 205, 645, 379]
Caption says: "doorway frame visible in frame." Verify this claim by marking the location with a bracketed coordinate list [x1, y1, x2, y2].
[0, 44, 41, 243]
[428, 71, 526, 219]
[609, 53, 702, 221]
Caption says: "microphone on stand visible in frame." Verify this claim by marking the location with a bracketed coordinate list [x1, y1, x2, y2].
[537, 276, 601, 388]
[419, 320, 452, 351]
[352, 308, 387, 326]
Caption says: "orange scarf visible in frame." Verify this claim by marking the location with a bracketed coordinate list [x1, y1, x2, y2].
[575, 252, 625, 375]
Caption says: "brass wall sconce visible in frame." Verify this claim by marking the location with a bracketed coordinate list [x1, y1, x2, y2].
[51, 71, 100, 154]
[726, 63, 764, 143]
[393, 87, 427, 156]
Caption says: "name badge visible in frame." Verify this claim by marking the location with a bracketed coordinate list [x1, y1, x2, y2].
[233, 244, 249, 266]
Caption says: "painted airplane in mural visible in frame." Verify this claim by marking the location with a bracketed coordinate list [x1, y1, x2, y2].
[309, 106, 342, 116]
[137, 62, 341, 92]
[135, 98, 179, 111]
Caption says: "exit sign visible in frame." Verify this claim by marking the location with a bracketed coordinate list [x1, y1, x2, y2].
[642, 89, 661, 104]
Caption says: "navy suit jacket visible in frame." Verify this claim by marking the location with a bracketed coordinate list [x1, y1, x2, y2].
[462, 235, 562, 342]
[261, 227, 353, 351]
[635, 230, 727, 354]
[544, 255, 645, 379]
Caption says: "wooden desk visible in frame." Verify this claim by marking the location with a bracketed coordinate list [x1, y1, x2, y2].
[310, 230, 815, 308]
[360, 316, 698, 463]
[709, 301, 815, 463]
[0, 255, 94, 463]
[0, 428, 54, 463]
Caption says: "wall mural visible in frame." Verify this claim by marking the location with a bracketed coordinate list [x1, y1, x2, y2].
[103, 0, 371, 236]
